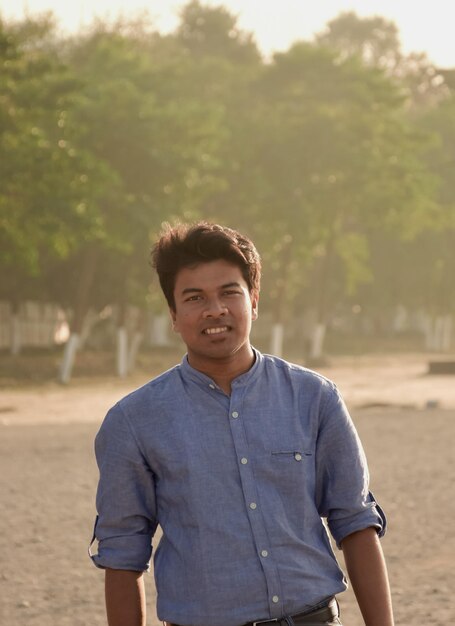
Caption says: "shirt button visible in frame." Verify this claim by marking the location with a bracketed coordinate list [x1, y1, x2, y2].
[249, 502, 257, 510]
[231, 411, 239, 418]
[294, 452, 302, 461]
[272, 596, 279, 604]
[241, 457, 248, 465]
[261, 550, 268, 557]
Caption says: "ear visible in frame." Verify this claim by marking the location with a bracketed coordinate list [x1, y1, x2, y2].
[251, 290, 259, 321]
[169, 308, 179, 332]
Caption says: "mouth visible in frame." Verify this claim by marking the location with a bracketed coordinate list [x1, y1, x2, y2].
[202, 326, 229, 336]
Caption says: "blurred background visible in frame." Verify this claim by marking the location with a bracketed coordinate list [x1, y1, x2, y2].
[1, 0, 455, 383]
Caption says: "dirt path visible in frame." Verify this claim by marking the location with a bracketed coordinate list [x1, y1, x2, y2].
[1, 354, 454, 625]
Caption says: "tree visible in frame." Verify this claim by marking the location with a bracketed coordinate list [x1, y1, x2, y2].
[177, 0, 260, 64]
[54, 18, 234, 379]
[317, 12, 448, 109]
[0, 15, 118, 354]
[229, 42, 437, 357]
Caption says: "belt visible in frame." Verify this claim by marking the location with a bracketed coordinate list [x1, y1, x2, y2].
[167, 598, 339, 626]
[245, 598, 339, 626]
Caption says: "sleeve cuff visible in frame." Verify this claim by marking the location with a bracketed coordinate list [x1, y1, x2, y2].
[329, 491, 387, 549]
[89, 525, 153, 572]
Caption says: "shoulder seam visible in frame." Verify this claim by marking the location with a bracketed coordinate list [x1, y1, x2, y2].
[263, 354, 337, 386]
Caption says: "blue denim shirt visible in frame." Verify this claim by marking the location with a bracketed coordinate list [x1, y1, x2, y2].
[91, 350, 386, 626]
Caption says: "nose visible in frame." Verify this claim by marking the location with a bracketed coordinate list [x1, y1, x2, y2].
[202, 296, 227, 318]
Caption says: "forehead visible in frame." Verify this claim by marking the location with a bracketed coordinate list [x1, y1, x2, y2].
[174, 260, 247, 293]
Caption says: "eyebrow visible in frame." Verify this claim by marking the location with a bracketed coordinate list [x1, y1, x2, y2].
[181, 287, 203, 295]
[180, 282, 242, 296]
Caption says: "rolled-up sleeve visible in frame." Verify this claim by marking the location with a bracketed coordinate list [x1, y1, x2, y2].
[90, 403, 157, 571]
[315, 384, 387, 548]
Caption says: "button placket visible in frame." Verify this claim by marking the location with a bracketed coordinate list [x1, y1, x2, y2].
[227, 391, 282, 617]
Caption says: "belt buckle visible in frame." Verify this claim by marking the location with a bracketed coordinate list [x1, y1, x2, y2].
[253, 620, 279, 626]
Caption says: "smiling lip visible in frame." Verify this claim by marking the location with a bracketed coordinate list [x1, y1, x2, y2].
[203, 326, 229, 335]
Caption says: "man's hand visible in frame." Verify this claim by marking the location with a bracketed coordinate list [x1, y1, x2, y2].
[341, 527, 394, 626]
[105, 568, 146, 626]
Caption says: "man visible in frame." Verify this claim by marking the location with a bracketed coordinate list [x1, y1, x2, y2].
[90, 222, 394, 626]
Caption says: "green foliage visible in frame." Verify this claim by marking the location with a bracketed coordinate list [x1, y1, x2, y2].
[177, 0, 260, 64]
[317, 11, 448, 109]
[0, 3, 452, 327]
[226, 42, 437, 319]
[317, 11, 401, 68]
[0, 16, 118, 283]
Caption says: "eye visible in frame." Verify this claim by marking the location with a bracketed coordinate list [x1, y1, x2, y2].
[185, 294, 203, 302]
[223, 289, 241, 296]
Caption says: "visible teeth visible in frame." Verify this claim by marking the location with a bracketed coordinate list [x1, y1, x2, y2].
[205, 326, 228, 335]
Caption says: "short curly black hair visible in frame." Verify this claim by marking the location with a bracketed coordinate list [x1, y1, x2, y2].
[151, 222, 261, 311]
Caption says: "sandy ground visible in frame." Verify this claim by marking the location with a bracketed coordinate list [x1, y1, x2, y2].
[1, 353, 454, 625]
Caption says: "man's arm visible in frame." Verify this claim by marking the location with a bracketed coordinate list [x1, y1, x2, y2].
[341, 527, 394, 626]
[105, 568, 146, 626]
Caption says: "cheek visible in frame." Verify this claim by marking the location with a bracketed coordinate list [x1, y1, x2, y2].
[178, 311, 197, 330]
[239, 306, 254, 322]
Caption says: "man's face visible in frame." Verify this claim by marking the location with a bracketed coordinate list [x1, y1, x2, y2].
[170, 259, 258, 371]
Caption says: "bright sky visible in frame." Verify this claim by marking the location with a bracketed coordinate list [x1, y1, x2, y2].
[2, 0, 455, 68]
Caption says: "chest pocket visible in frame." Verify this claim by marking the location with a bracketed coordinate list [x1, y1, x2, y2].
[271, 450, 311, 462]
[269, 449, 315, 497]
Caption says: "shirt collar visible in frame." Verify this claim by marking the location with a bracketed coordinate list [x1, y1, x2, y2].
[180, 347, 263, 391]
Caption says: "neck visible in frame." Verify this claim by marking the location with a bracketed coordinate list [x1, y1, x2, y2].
[188, 347, 255, 395]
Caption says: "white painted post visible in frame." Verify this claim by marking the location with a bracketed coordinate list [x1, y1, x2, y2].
[441, 314, 452, 352]
[423, 314, 435, 350]
[116, 327, 128, 378]
[79, 309, 98, 350]
[152, 314, 170, 346]
[434, 316, 445, 351]
[127, 331, 143, 373]
[270, 323, 284, 357]
[310, 323, 326, 360]
[45, 304, 56, 348]
[10, 313, 21, 355]
[59, 333, 80, 384]
[438, 313, 452, 352]
[301, 308, 318, 358]
[393, 305, 407, 333]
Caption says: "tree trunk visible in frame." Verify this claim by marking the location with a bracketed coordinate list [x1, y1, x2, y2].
[270, 238, 292, 358]
[10, 301, 21, 356]
[127, 309, 145, 373]
[78, 309, 98, 350]
[423, 314, 435, 350]
[116, 327, 128, 378]
[423, 313, 452, 351]
[309, 234, 335, 362]
[429, 314, 453, 352]
[270, 322, 284, 357]
[116, 302, 129, 378]
[128, 331, 144, 373]
[58, 245, 98, 384]
[309, 323, 327, 360]
[59, 333, 80, 384]
[440, 314, 452, 352]
[151, 313, 170, 346]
